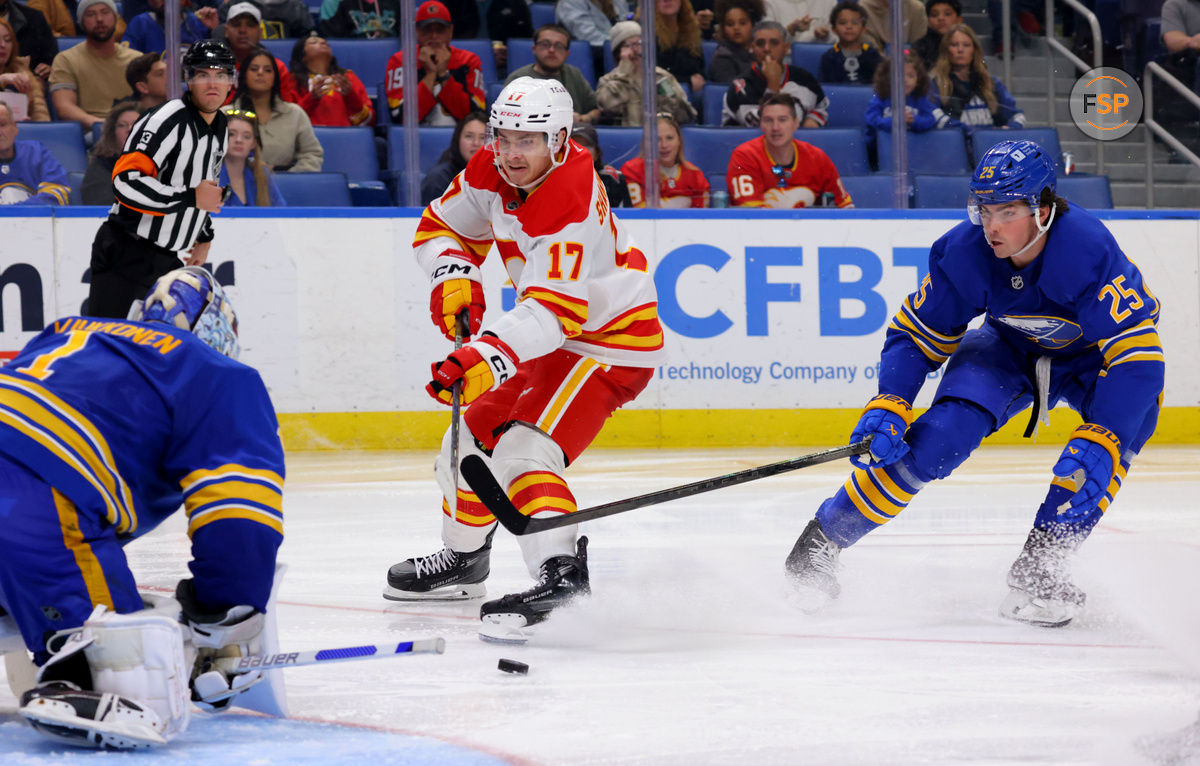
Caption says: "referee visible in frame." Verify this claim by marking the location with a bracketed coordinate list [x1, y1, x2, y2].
[87, 40, 236, 318]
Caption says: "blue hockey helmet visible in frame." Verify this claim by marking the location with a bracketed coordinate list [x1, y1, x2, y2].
[130, 267, 240, 359]
[967, 139, 1056, 225]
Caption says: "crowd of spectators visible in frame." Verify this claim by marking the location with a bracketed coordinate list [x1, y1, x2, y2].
[0, 0, 1173, 210]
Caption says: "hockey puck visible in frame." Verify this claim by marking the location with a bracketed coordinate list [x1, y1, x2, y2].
[497, 658, 529, 675]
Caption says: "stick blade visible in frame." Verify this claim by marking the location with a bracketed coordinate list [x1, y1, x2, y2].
[461, 455, 531, 535]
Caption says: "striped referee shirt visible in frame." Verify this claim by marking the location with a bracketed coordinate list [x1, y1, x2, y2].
[110, 94, 228, 253]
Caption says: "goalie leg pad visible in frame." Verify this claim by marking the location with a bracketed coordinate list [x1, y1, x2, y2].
[492, 424, 579, 578]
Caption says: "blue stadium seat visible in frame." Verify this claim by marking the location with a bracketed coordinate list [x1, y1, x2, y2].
[259, 38, 295, 64]
[1145, 17, 1163, 66]
[602, 40, 613, 73]
[913, 174, 969, 208]
[311, 126, 389, 204]
[799, 127, 871, 175]
[271, 172, 352, 206]
[1057, 174, 1113, 209]
[529, 2, 556, 28]
[791, 43, 827, 75]
[702, 83, 727, 125]
[505, 38, 596, 86]
[452, 39, 499, 83]
[681, 126, 757, 177]
[387, 125, 455, 173]
[57, 36, 84, 51]
[486, 80, 504, 105]
[822, 84, 874, 128]
[840, 174, 903, 208]
[706, 172, 726, 194]
[877, 128, 970, 175]
[18, 121, 88, 173]
[330, 39, 400, 90]
[702, 40, 718, 70]
[595, 127, 643, 168]
[970, 127, 1064, 173]
[67, 171, 85, 205]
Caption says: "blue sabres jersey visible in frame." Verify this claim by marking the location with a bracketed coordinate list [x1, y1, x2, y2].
[880, 203, 1164, 449]
[0, 317, 285, 612]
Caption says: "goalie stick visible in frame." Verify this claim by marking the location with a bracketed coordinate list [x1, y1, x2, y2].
[214, 637, 446, 673]
[461, 438, 872, 535]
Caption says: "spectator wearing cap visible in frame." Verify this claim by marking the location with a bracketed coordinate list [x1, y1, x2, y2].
[320, 0, 399, 38]
[0, 101, 69, 205]
[222, 2, 299, 102]
[384, 0, 485, 125]
[216, 0, 314, 39]
[596, 20, 696, 126]
[125, 51, 167, 111]
[557, 0, 631, 48]
[0, 0, 57, 80]
[124, 0, 220, 56]
[505, 23, 600, 124]
[49, 0, 142, 130]
[722, 19, 826, 127]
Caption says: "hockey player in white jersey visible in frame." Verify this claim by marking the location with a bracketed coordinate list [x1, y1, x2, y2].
[384, 77, 667, 640]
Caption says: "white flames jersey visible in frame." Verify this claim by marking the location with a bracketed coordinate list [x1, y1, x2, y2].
[414, 141, 667, 367]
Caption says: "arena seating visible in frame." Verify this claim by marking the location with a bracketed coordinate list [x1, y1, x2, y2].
[311, 126, 389, 205]
[791, 43, 826, 75]
[877, 128, 970, 175]
[1057, 174, 1114, 209]
[18, 121, 88, 173]
[912, 174, 969, 208]
[970, 127, 1064, 172]
[822, 85, 874, 128]
[840, 174, 900, 208]
[272, 171, 352, 206]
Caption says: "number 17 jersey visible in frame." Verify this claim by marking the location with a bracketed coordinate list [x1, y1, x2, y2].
[414, 141, 668, 368]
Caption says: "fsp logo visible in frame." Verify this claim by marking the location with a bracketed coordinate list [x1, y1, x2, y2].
[1069, 67, 1143, 141]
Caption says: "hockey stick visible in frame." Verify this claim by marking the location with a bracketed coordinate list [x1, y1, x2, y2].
[214, 637, 446, 673]
[450, 312, 468, 523]
[462, 438, 873, 535]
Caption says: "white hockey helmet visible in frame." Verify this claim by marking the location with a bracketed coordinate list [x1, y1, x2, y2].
[488, 76, 574, 187]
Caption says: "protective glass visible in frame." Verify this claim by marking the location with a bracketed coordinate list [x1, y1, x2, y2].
[967, 197, 1037, 226]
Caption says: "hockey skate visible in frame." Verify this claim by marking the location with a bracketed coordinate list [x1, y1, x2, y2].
[784, 519, 842, 612]
[478, 537, 590, 644]
[383, 531, 493, 601]
[999, 527, 1085, 627]
[19, 681, 168, 749]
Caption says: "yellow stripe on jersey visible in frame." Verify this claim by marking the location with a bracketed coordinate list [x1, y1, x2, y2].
[38, 182, 71, 205]
[414, 208, 492, 260]
[844, 475, 892, 525]
[574, 304, 665, 351]
[1099, 320, 1165, 368]
[0, 378, 137, 533]
[889, 298, 963, 363]
[180, 464, 284, 494]
[185, 480, 283, 516]
[536, 358, 604, 434]
[187, 505, 284, 537]
[523, 288, 588, 337]
[54, 488, 114, 610]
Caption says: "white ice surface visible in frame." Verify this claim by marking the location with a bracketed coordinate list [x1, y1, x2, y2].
[3, 445, 1200, 765]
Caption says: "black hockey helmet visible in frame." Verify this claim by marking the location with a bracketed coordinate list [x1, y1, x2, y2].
[182, 40, 236, 80]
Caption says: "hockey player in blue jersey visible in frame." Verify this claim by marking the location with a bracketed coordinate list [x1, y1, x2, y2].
[0, 267, 286, 749]
[784, 140, 1164, 627]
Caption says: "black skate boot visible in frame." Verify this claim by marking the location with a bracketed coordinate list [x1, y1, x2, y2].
[999, 527, 1085, 627]
[383, 530, 493, 601]
[478, 537, 590, 643]
[784, 519, 842, 611]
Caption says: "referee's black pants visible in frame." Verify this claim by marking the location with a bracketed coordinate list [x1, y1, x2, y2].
[87, 220, 183, 318]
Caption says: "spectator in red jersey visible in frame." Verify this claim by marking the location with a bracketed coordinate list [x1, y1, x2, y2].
[384, 0, 485, 126]
[727, 92, 852, 207]
[290, 34, 373, 126]
[222, 3, 299, 103]
[620, 113, 709, 207]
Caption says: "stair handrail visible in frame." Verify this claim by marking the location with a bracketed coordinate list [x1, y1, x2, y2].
[1142, 60, 1200, 208]
[1044, 0, 1103, 172]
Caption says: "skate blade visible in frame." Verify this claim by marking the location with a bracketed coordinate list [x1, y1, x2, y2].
[478, 615, 533, 645]
[382, 582, 486, 602]
[998, 588, 1077, 628]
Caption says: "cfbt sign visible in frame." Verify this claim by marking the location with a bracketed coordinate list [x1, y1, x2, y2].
[1070, 67, 1143, 141]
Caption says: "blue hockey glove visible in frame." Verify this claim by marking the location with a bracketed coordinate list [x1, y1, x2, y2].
[1051, 423, 1120, 521]
[850, 394, 913, 469]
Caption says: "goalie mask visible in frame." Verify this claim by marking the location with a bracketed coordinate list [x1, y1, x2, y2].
[487, 76, 574, 189]
[129, 267, 240, 359]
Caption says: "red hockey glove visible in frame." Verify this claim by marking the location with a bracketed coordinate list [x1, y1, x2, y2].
[426, 334, 519, 406]
[429, 252, 484, 341]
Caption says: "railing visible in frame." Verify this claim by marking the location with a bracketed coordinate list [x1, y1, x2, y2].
[1142, 61, 1200, 208]
[1044, 0, 1103, 172]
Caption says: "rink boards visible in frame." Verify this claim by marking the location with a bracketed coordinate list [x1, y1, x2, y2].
[0, 207, 1196, 448]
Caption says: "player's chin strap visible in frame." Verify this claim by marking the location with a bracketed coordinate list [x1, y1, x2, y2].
[1006, 202, 1058, 262]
